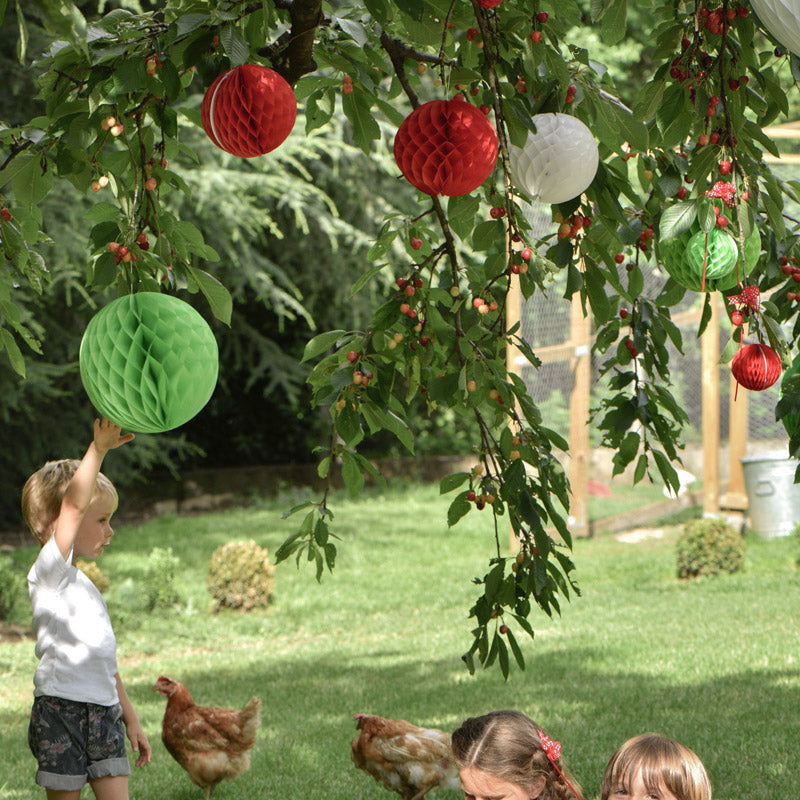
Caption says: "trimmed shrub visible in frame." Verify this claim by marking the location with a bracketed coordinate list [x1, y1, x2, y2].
[207, 539, 275, 612]
[0, 558, 25, 621]
[143, 547, 183, 610]
[676, 517, 745, 579]
[77, 560, 110, 593]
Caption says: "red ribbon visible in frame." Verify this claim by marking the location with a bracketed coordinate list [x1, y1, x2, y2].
[538, 731, 585, 800]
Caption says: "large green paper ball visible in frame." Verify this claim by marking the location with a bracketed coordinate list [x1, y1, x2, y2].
[79, 293, 219, 433]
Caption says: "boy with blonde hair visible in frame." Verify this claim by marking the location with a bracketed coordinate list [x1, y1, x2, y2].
[22, 418, 151, 799]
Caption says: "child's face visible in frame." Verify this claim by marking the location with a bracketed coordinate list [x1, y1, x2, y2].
[459, 766, 545, 800]
[610, 769, 678, 800]
[73, 493, 118, 562]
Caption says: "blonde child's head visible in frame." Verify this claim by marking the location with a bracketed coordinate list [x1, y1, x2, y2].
[22, 459, 118, 546]
[601, 733, 711, 800]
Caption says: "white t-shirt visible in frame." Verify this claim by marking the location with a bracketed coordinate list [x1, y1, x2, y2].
[28, 536, 119, 705]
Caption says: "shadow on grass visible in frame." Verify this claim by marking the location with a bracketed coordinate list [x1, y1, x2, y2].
[2, 646, 781, 800]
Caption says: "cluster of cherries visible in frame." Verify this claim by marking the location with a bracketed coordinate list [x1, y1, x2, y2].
[556, 213, 591, 240]
[781, 255, 800, 302]
[345, 350, 374, 387]
[108, 231, 151, 264]
[529, 11, 548, 43]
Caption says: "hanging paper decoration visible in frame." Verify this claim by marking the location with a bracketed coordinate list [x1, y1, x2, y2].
[393, 99, 499, 196]
[201, 64, 297, 158]
[79, 293, 219, 434]
[750, 0, 800, 56]
[684, 228, 739, 283]
[779, 352, 800, 436]
[658, 225, 760, 293]
[508, 113, 599, 204]
[731, 342, 782, 392]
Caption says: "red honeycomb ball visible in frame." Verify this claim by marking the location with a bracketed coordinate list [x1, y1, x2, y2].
[731, 343, 782, 391]
[393, 99, 499, 196]
[201, 64, 297, 158]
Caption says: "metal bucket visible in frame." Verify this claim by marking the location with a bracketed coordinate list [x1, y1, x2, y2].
[740, 451, 800, 538]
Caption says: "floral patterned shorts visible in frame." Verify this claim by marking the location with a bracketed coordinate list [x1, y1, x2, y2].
[28, 695, 131, 791]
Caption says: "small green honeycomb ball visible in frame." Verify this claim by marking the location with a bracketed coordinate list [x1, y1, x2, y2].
[79, 292, 219, 433]
[685, 228, 738, 282]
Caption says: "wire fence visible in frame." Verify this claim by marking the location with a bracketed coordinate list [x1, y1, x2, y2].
[515, 201, 789, 485]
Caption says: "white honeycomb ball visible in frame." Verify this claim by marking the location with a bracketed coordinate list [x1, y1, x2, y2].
[509, 113, 599, 204]
[750, 0, 800, 55]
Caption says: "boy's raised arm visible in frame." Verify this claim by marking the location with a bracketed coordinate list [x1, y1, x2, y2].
[53, 418, 134, 560]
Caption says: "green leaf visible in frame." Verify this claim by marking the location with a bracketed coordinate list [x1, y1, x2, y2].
[659, 201, 696, 241]
[302, 330, 347, 363]
[336, 403, 362, 447]
[185, 266, 232, 325]
[0, 327, 25, 377]
[600, 0, 627, 45]
[350, 263, 388, 296]
[439, 472, 469, 494]
[12, 156, 53, 207]
[447, 495, 471, 527]
[341, 451, 365, 497]
[632, 79, 664, 122]
[342, 88, 381, 154]
[14, 0, 28, 64]
[84, 202, 121, 223]
[220, 23, 250, 67]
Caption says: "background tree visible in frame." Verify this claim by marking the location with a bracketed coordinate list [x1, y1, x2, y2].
[2, 0, 800, 676]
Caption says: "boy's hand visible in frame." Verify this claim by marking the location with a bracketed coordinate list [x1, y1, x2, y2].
[127, 721, 152, 768]
[93, 418, 135, 453]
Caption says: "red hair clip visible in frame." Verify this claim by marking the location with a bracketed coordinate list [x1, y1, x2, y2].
[538, 730, 584, 800]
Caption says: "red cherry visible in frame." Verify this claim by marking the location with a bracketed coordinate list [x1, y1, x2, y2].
[719, 160, 732, 175]
[397, 277, 408, 288]
[466, 27, 479, 41]
[781, 264, 793, 275]
[473, 297, 484, 309]
[404, 285, 416, 297]
[709, 132, 720, 144]
[537, 11, 549, 22]
[731, 310, 743, 326]
[467, 490, 477, 501]
[614, 253, 625, 264]
[499, 624, 509, 634]
[676, 186, 688, 199]
[0, 208, 11, 221]
[530, 30, 543, 43]
[697, 134, 709, 146]
[410, 237, 423, 250]
[521, 248, 532, 261]
[346, 350, 358, 362]
[620, 308, 629, 319]
[716, 215, 729, 227]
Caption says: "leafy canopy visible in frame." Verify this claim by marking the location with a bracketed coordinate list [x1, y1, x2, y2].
[3, 0, 800, 677]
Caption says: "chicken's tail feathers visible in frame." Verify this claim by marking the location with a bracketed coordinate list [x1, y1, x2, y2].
[241, 696, 262, 737]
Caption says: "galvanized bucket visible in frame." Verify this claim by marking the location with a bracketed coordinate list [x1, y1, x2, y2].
[740, 451, 800, 538]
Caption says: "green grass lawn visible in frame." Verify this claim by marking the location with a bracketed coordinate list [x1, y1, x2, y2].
[1, 482, 797, 800]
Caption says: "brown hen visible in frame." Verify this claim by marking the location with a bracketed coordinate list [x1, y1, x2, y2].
[350, 713, 461, 800]
[153, 676, 261, 799]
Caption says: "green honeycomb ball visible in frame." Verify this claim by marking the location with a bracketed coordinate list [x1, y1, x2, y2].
[781, 352, 800, 438]
[658, 227, 760, 293]
[685, 228, 738, 282]
[79, 292, 219, 433]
